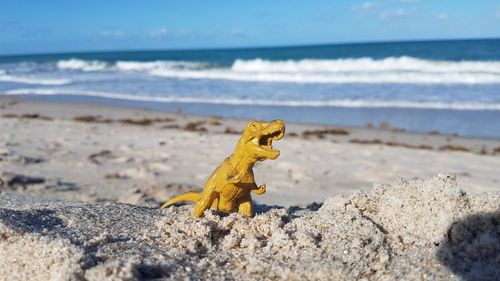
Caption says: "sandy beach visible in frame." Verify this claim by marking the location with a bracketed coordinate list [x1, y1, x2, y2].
[1, 96, 499, 280]
[2, 0, 500, 279]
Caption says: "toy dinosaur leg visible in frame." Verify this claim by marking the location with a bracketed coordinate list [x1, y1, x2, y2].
[235, 194, 254, 217]
[211, 197, 219, 209]
[216, 198, 235, 213]
[160, 192, 201, 209]
[192, 191, 218, 217]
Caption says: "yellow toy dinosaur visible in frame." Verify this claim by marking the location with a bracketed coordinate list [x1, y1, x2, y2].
[161, 119, 285, 217]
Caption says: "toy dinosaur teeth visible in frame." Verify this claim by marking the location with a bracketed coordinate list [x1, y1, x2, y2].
[259, 128, 284, 147]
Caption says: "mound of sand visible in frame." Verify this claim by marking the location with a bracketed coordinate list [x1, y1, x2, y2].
[0, 173, 499, 281]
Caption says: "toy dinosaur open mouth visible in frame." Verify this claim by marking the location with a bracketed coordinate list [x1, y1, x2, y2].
[258, 126, 285, 152]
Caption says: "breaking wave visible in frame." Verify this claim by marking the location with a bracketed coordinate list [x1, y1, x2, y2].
[0, 73, 71, 85]
[57, 59, 108, 72]
[53, 57, 500, 84]
[231, 57, 500, 74]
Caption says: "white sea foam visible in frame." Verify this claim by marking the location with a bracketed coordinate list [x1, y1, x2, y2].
[150, 68, 500, 84]
[151, 57, 500, 84]
[53, 57, 500, 84]
[0, 74, 71, 85]
[231, 57, 500, 74]
[57, 59, 108, 71]
[115, 61, 166, 71]
[56, 59, 205, 72]
[5, 88, 500, 110]
[115, 60, 205, 71]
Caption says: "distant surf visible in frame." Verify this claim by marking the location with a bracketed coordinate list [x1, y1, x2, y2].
[51, 57, 500, 84]
[5, 88, 500, 111]
[1, 39, 500, 137]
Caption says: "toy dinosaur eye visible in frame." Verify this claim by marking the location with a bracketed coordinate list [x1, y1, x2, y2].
[248, 121, 258, 132]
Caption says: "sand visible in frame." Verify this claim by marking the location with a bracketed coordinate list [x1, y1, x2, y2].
[1, 97, 499, 207]
[1, 174, 499, 280]
[1, 97, 499, 280]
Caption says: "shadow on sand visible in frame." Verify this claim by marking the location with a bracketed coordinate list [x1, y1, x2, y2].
[437, 211, 500, 281]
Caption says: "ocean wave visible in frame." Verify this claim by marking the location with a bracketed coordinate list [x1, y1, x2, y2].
[0, 73, 71, 85]
[57, 59, 108, 71]
[54, 57, 500, 84]
[56, 59, 209, 72]
[150, 57, 500, 84]
[5, 88, 500, 110]
[115, 60, 210, 71]
[232, 57, 500, 74]
[149, 68, 500, 84]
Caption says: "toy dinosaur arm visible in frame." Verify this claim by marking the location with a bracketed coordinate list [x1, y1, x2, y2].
[252, 184, 266, 195]
[228, 172, 265, 195]
[226, 173, 243, 185]
[228, 175, 266, 195]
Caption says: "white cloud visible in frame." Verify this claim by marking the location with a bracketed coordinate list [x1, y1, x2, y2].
[150, 27, 168, 38]
[435, 13, 449, 20]
[230, 28, 245, 37]
[351, 2, 378, 12]
[98, 30, 126, 39]
[379, 8, 408, 19]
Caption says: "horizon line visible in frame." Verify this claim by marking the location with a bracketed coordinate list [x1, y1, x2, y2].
[1, 36, 499, 58]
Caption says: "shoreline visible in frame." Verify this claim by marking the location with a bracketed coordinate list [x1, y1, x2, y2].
[1, 95, 499, 208]
[11, 93, 500, 139]
[3, 95, 500, 147]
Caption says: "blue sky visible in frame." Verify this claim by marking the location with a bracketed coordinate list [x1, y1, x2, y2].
[1, 0, 499, 55]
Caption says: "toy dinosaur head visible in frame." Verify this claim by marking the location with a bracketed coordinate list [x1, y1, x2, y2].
[239, 119, 285, 161]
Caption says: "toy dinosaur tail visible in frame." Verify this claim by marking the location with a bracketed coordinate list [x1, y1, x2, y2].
[160, 192, 201, 209]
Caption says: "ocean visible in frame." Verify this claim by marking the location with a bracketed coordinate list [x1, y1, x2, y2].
[1, 39, 500, 138]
